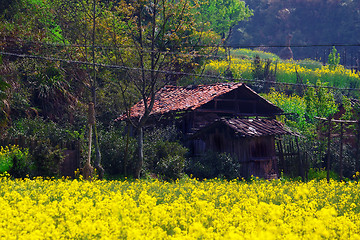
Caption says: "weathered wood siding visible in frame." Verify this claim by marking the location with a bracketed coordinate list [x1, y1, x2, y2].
[194, 125, 278, 178]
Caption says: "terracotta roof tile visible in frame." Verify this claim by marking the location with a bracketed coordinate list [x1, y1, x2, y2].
[117, 82, 243, 120]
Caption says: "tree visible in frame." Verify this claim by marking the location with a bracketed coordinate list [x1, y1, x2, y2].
[327, 46, 340, 70]
[195, 0, 252, 43]
[50, 0, 107, 178]
[304, 80, 338, 121]
[103, 0, 221, 178]
[0, 55, 10, 131]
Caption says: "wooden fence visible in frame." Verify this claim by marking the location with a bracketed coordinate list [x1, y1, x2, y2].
[276, 116, 360, 181]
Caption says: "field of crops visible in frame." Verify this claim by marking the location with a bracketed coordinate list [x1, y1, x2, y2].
[204, 56, 360, 89]
[1, 175, 360, 239]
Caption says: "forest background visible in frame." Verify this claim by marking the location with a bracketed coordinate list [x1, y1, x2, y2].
[0, 0, 360, 181]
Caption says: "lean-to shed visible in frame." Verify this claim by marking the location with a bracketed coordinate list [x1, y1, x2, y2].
[192, 118, 292, 179]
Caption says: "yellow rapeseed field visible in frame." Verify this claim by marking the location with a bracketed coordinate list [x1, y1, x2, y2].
[205, 58, 360, 88]
[0, 174, 360, 239]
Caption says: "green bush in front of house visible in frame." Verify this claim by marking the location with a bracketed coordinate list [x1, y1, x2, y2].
[186, 151, 241, 180]
[144, 126, 188, 181]
[0, 145, 34, 177]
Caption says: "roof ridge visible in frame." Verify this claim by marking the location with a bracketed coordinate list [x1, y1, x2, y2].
[163, 82, 242, 88]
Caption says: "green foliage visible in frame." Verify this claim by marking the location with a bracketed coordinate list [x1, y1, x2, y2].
[143, 126, 187, 180]
[0, 56, 9, 101]
[186, 151, 240, 180]
[7, 146, 34, 178]
[230, 0, 360, 61]
[7, 117, 80, 143]
[99, 125, 188, 180]
[0, 0, 20, 19]
[328, 46, 340, 70]
[99, 126, 137, 177]
[308, 168, 339, 181]
[30, 139, 64, 177]
[149, 142, 187, 181]
[296, 59, 323, 70]
[264, 80, 338, 137]
[231, 48, 280, 60]
[0, 145, 33, 177]
[263, 89, 313, 136]
[195, 0, 252, 39]
[0, 146, 13, 173]
[4, 117, 81, 177]
[251, 55, 276, 92]
[304, 79, 338, 120]
[0, 56, 11, 130]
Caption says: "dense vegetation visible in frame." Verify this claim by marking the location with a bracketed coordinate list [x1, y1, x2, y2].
[0, 0, 360, 181]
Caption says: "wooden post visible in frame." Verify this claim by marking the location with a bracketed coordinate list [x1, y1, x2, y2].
[327, 115, 332, 183]
[356, 120, 360, 173]
[277, 140, 285, 174]
[315, 116, 358, 179]
[339, 122, 344, 181]
[295, 137, 304, 181]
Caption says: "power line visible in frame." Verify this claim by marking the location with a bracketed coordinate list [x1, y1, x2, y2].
[3, 38, 360, 63]
[3, 38, 360, 50]
[1, 50, 360, 92]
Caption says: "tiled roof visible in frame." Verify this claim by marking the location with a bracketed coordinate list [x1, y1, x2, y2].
[117, 82, 243, 120]
[214, 118, 292, 137]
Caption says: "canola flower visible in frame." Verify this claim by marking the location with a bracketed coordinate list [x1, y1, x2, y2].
[0, 174, 360, 240]
[205, 58, 360, 88]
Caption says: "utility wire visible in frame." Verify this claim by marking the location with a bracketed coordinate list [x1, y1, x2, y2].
[1, 50, 360, 92]
[3, 38, 360, 50]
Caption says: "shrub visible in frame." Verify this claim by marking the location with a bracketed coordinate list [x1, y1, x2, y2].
[0, 146, 13, 173]
[307, 168, 339, 181]
[99, 126, 137, 177]
[186, 151, 241, 180]
[149, 141, 187, 181]
[8, 146, 33, 178]
[0, 145, 33, 177]
[30, 139, 64, 177]
[297, 59, 323, 70]
[231, 48, 280, 60]
[155, 155, 185, 181]
[3, 117, 80, 177]
[6, 117, 80, 144]
[143, 126, 188, 180]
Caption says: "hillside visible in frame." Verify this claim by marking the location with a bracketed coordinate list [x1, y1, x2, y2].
[230, 0, 360, 66]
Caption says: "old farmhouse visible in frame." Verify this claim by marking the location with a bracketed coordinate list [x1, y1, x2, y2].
[118, 82, 292, 179]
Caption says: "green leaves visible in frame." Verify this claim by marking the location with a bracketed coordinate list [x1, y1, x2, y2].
[327, 46, 340, 70]
[195, 0, 252, 40]
[304, 79, 337, 120]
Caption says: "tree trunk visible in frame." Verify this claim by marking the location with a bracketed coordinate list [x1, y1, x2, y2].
[93, 122, 104, 179]
[135, 127, 144, 179]
[123, 124, 131, 176]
